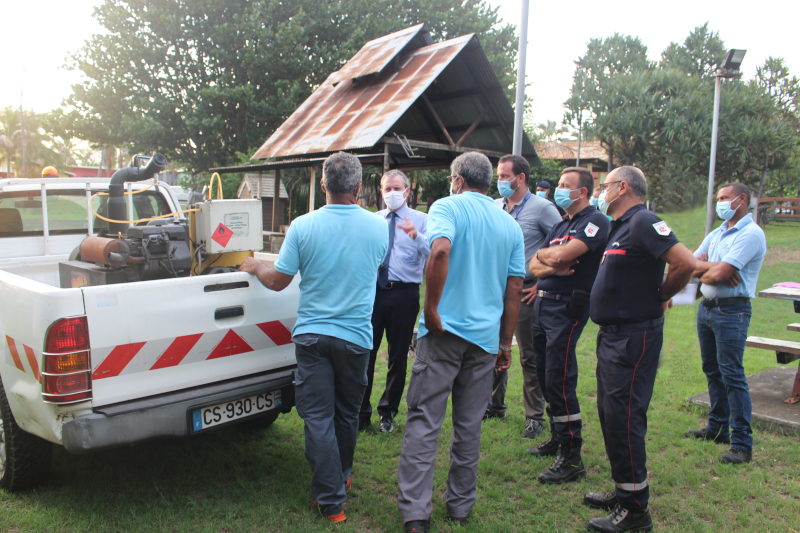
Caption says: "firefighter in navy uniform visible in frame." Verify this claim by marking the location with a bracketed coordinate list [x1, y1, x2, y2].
[526, 167, 609, 485]
[584, 167, 695, 533]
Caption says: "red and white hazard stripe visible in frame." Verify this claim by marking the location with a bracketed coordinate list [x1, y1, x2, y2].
[91, 319, 296, 381]
[4, 335, 41, 383]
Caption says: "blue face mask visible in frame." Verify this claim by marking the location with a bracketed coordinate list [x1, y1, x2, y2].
[536, 191, 547, 198]
[554, 188, 579, 209]
[716, 196, 743, 220]
[597, 183, 621, 215]
[497, 179, 518, 198]
[590, 197, 599, 207]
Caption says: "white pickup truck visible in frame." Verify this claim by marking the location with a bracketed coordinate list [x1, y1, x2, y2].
[0, 174, 299, 490]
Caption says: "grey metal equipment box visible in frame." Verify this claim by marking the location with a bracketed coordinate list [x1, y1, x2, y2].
[194, 200, 264, 254]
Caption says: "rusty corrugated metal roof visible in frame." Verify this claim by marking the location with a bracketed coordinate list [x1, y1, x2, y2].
[329, 24, 431, 83]
[253, 32, 473, 159]
[252, 25, 539, 167]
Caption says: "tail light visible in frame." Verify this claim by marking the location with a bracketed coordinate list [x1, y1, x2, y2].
[42, 317, 92, 405]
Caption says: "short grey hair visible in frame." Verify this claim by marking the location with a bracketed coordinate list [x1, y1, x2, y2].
[380, 169, 409, 189]
[323, 152, 362, 194]
[451, 152, 492, 192]
[610, 166, 647, 199]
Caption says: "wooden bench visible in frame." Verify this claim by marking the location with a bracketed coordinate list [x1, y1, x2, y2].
[744, 287, 800, 404]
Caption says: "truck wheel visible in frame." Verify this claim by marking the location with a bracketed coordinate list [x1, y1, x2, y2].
[238, 410, 281, 431]
[0, 384, 52, 490]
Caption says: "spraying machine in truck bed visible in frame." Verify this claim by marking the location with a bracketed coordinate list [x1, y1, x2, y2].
[0, 154, 298, 490]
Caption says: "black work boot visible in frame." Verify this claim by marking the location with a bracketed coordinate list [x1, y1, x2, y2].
[720, 448, 752, 464]
[527, 420, 559, 457]
[587, 504, 653, 532]
[538, 445, 586, 484]
[685, 426, 730, 444]
[584, 491, 619, 510]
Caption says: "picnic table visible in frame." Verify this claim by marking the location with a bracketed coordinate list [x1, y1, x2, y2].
[745, 286, 800, 404]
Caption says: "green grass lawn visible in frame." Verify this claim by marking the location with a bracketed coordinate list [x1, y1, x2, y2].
[1, 208, 799, 532]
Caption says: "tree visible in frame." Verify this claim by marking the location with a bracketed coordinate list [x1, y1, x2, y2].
[660, 23, 726, 77]
[564, 33, 652, 170]
[0, 107, 62, 179]
[63, 0, 518, 181]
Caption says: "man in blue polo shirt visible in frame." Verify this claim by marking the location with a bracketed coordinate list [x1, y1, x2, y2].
[240, 152, 388, 525]
[396, 152, 525, 533]
[686, 182, 767, 465]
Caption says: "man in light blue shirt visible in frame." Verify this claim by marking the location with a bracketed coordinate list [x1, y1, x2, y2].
[240, 152, 387, 524]
[360, 170, 430, 434]
[687, 182, 767, 465]
[397, 152, 525, 531]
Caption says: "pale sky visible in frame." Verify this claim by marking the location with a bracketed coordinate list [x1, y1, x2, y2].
[2, 0, 797, 130]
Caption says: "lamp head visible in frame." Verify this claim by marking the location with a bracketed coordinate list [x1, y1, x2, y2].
[722, 49, 747, 71]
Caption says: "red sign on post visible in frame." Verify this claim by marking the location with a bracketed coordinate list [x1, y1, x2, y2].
[211, 223, 234, 248]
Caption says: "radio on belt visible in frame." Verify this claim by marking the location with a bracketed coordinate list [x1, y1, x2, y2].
[195, 199, 263, 253]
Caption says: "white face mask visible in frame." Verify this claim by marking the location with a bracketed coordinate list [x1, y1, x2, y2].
[383, 189, 408, 210]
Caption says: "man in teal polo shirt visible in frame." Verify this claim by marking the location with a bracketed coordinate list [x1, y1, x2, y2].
[397, 152, 525, 532]
[687, 182, 767, 465]
[240, 152, 388, 525]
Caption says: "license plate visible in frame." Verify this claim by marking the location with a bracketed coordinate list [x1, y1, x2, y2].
[191, 390, 282, 431]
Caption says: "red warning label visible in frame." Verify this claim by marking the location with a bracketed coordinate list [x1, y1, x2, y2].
[211, 223, 234, 248]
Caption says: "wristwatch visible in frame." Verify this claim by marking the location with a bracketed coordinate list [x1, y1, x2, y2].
[499, 344, 512, 353]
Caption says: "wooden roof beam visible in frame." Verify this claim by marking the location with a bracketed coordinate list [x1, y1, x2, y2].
[420, 94, 455, 146]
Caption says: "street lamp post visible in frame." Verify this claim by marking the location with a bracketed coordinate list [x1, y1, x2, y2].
[512, 0, 529, 156]
[704, 49, 747, 236]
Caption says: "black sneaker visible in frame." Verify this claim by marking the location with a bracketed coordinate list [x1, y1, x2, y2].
[482, 410, 506, 421]
[404, 520, 430, 533]
[538, 445, 586, 484]
[446, 515, 469, 526]
[587, 504, 653, 532]
[685, 426, 730, 444]
[523, 418, 544, 439]
[527, 436, 559, 457]
[379, 416, 395, 434]
[720, 448, 752, 464]
[584, 491, 618, 510]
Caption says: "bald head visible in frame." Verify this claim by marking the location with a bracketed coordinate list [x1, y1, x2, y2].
[607, 166, 647, 199]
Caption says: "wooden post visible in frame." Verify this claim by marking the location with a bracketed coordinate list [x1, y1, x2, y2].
[380, 144, 390, 210]
[288, 189, 294, 224]
[309, 166, 316, 211]
[272, 168, 280, 231]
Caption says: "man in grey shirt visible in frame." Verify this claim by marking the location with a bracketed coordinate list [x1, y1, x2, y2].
[486, 154, 562, 440]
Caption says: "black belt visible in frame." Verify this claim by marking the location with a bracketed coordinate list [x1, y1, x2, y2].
[702, 297, 750, 307]
[537, 290, 571, 302]
[599, 316, 665, 333]
[378, 281, 419, 290]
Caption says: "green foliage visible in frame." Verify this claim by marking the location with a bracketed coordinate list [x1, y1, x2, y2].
[564, 24, 800, 210]
[529, 158, 564, 190]
[0, 107, 65, 179]
[660, 22, 726, 77]
[63, 0, 518, 178]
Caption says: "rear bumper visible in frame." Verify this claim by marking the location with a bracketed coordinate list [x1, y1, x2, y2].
[61, 367, 296, 454]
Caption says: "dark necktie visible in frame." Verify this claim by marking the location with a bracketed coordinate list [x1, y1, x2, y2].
[378, 212, 397, 288]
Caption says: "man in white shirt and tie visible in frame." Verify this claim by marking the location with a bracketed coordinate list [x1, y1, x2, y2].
[360, 170, 430, 434]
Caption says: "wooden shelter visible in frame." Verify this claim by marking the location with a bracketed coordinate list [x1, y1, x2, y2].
[212, 24, 540, 213]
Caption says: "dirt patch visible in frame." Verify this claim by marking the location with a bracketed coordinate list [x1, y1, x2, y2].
[764, 246, 800, 266]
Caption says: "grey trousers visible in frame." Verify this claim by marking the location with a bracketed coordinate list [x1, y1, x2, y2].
[488, 279, 546, 420]
[397, 331, 495, 522]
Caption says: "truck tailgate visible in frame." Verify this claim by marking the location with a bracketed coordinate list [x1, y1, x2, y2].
[82, 272, 298, 406]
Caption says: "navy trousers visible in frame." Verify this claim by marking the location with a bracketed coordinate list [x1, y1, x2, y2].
[532, 297, 589, 449]
[595, 318, 663, 511]
[294, 334, 370, 515]
[361, 284, 420, 423]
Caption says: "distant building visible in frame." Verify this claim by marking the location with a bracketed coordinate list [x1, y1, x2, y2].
[237, 173, 289, 232]
[536, 141, 615, 186]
